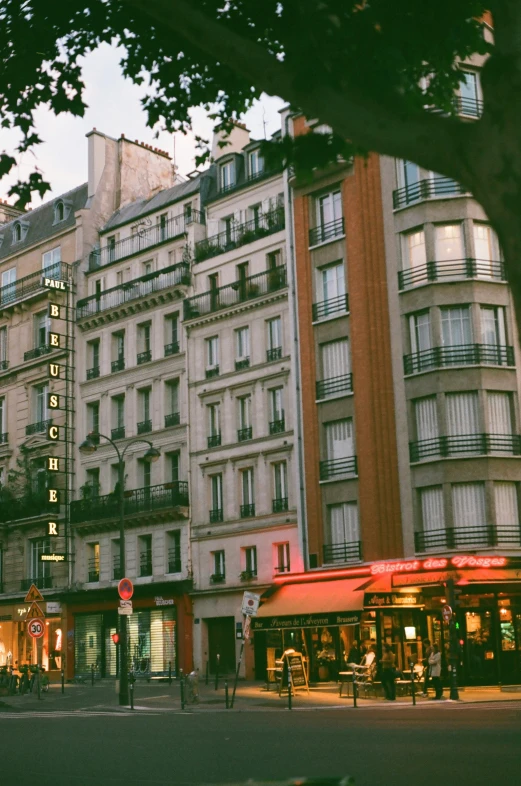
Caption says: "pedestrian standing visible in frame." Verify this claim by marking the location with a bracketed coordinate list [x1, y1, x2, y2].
[421, 638, 433, 697]
[347, 640, 361, 665]
[380, 644, 396, 701]
[428, 643, 443, 700]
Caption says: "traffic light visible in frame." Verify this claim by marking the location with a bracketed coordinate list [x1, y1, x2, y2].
[111, 633, 120, 645]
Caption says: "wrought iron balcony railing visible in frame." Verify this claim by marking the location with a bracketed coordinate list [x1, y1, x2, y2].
[194, 207, 284, 262]
[0, 262, 71, 308]
[272, 497, 289, 513]
[237, 426, 252, 442]
[78, 262, 190, 318]
[206, 366, 220, 379]
[323, 541, 362, 564]
[185, 265, 287, 320]
[455, 95, 483, 118]
[415, 525, 521, 553]
[26, 418, 52, 436]
[70, 481, 189, 524]
[320, 455, 358, 480]
[240, 503, 256, 518]
[139, 557, 153, 577]
[309, 217, 345, 247]
[137, 419, 152, 435]
[87, 558, 100, 582]
[111, 357, 125, 373]
[269, 417, 285, 435]
[164, 342, 180, 357]
[209, 508, 223, 523]
[86, 366, 100, 380]
[410, 433, 521, 462]
[393, 176, 469, 209]
[274, 564, 291, 574]
[316, 373, 353, 399]
[137, 350, 152, 365]
[165, 412, 180, 428]
[0, 492, 53, 523]
[88, 212, 204, 271]
[167, 548, 181, 573]
[208, 434, 221, 448]
[112, 558, 122, 581]
[266, 346, 282, 362]
[404, 343, 515, 375]
[111, 426, 125, 440]
[312, 293, 349, 321]
[398, 258, 507, 290]
[24, 344, 55, 362]
[21, 576, 53, 592]
[235, 357, 250, 370]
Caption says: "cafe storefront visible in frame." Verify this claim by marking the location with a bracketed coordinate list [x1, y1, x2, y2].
[0, 600, 65, 676]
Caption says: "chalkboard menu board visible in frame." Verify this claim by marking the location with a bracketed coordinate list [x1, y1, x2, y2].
[278, 651, 309, 694]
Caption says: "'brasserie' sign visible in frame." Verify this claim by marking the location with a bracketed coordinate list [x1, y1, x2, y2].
[251, 610, 361, 631]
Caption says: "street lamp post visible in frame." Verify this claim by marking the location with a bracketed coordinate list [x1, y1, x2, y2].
[79, 432, 160, 706]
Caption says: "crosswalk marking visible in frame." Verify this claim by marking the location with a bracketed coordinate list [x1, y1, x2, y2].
[0, 710, 160, 719]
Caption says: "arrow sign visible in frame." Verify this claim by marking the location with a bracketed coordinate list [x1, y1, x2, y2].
[24, 584, 44, 603]
[26, 602, 45, 620]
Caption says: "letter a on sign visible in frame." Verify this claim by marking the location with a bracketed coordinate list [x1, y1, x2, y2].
[24, 584, 44, 603]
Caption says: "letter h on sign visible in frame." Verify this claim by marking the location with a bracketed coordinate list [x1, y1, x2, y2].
[47, 457, 59, 472]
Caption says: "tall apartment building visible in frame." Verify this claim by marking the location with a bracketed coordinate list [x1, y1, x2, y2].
[255, 43, 521, 687]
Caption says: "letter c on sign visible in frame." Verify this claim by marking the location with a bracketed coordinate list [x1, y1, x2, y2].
[48, 426, 59, 440]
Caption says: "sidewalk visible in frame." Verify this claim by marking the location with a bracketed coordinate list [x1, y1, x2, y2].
[2, 676, 521, 713]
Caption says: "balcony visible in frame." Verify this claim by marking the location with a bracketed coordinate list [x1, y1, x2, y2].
[237, 426, 252, 442]
[112, 558, 122, 581]
[137, 419, 152, 435]
[70, 481, 189, 524]
[209, 508, 223, 523]
[164, 342, 180, 357]
[240, 503, 256, 518]
[20, 576, 53, 592]
[111, 357, 125, 373]
[210, 573, 225, 584]
[207, 434, 221, 448]
[392, 176, 469, 210]
[194, 207, 284, 263]
[266, 347, 282, 362]
[454, 96, 483, 118]
[185, 265, 287, 320]
[26, 418, 52, 436]
[206, 366, 220, 379]
[316, 373, 353, 399]
[86, 366, 100, 380]
[398, 258, 507, 290]
[323, 541, 362, 564]
[235, 357, 250, 370]
[139, 556, 153, 577]
[0, 360, 8, 371]
[272, 497, 288, 513]
[415, 525, 521, 553]
[167, 549, 181, 573]
[137, 350, 152, 365]
[87, 559, 100, 583]
[269, 417, 285, 435]
[88, 212, 204, 271]
[410, 434, 521, 463]
[309, 217, 345, 247]
[78, 262, 191, 319]
[0, 262, 71, 309]
[165, 412, 180, 428]
[24, 344, 55, 362]
[320, 455, 358, 480]
[0, 493, 53, 523]
[404, 344, 515, 375]
[0, 432, 7, 445]
[240, 569, 257, 581]
[274, 564, 291, 574]
[312, 293, 349, 321]
[111, 426, 125, 440]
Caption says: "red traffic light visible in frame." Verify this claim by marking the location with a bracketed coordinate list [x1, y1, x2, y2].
[111, 633, 120, 645]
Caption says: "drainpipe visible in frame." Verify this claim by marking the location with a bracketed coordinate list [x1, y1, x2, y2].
[283, 111, 309, 571]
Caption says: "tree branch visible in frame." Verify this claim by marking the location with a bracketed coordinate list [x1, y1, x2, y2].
[123, 0, 471, 180]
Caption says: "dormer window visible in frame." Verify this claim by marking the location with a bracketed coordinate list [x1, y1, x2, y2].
[54, 201, 65, 223]
[220, 160, 236, 192]
[248, 149, 264, 179]
[12, 223, 22, 243]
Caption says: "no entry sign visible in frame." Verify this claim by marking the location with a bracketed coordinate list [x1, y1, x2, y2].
[28, 618, 45, 639]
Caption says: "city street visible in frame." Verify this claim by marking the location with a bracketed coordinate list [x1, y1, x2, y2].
[1, 700, 520, 786]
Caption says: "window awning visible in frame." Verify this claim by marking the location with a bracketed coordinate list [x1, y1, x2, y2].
[251, 577, 367, 631]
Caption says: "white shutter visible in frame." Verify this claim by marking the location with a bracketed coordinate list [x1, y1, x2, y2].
[325, 419, 354, 459]
[329, 503, 359, 544]
[415, 397, 438, 441]
[420, 487, 445, 533]
[343, 503, 360, 542]
[321, 339, 349, 378]
[452, 483, 486, 543]
[494, 482, 519, 531]
[487, 392, 512, 435]
[446, 392, 479, 435]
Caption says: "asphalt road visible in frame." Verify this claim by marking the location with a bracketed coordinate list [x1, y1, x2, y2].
[1, 704, 520, 786]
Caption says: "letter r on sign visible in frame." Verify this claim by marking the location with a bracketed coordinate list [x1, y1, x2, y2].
[48, 521, 58, 536]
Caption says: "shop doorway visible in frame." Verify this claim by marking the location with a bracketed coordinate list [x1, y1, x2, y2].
[463, 609, 498, 684]
[207, 617, 236, 674]
[498, 605, 521, 684]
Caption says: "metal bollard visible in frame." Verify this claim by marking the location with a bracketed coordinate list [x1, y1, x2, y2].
[37, 668, 41, 701]
[225, 680, 229, 709]
[410, 661, 416, 706]
[180, 670, 185, 710]
[91, 664, 95, 687]
[352, 671, 357, 708]
[61, 669, 65, 694]
[287, 666, 292, 711]
[129, 681, 134, 710]
[168, 661, 172, 686]
[215, 654, 220, 691]
[205, 660, 209, 686]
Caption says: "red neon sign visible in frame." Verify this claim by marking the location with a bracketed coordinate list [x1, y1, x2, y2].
[371, 555, 507, 575]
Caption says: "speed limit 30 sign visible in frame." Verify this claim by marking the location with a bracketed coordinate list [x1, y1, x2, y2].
[28, 618, 45, 638]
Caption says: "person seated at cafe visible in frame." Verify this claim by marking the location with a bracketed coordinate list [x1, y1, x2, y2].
[347, 640, 361, 665]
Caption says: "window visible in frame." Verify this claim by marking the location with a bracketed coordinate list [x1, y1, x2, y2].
[165, 379, 180, 427]
[248, 149, 263, 178]
[420, 487, 445, 537]
[267, 317, 282, 361]
[320, 262, 346, 311]
[275, 542, 290, 573]
[0, 326, 7, 368]
[34, 311, 50, 348]
[320, 338, 350, 380]
[30, 539, 50, 581]
[208, 403, 221, 447]
[414, 397, 439, 442]
[446, 392, 479, 437]
[267, 250, 282, 271]
[42, 247, 61, 272]
[87, 339, 100, 378]
[212, 550, 225, 581]
[220, 160, 236, 191]
[0, 396, 5, 438]
[54, 201, 65, 223]
[325, 419, 354, 460]
[206, 336, 219, 371]
[237, 395, 252, 441]
[1, 268, 16, 304]
[12, 223, 22, 243]
[107, 235, 116, 263]
[165, 313, 180, 355]
[316, 190, 342, 229]
[398, 160, 420, 191]
[34, 383, 49, 424]
[85, 468, 100, 498]
[112, 395, 125, 439]
[487, 392, 513, 435]
[243, 546, 257, 577]
[184, 203, 193, 222]
[249, 203, 262, 229]
[408, 312, 433, 371]
[481, 306, 506, 346]
[495, 483, 520, 537]
[241, 468, 255, 517]
[140, 458, 152, 489]
[87, 542, 100, 582]
[158, 213, 168, 241]
[139, 535, 153, 577]
[435, 224, 464, 263]
[474, 224, 500, 277]
[137, 322, 152, 363]
[441, 306, 471, 348]
[273, 461, 288, 511]
[112, 331, 125, 372]
[269, 387, 284, 432]
[235, 326, 250, 366]
[31, 457, 47, 495]
[169, 451, 180, 483]
[138, 388, 152, 433]
[452, 482, 486, 544]
[167, 531, 181, 573]
[210, 474, 223, 521]
[402, 230, 426, 271]
[327, 502, 360, 554]
[458, 71, 480, 116]
[86, 401, 100, 436]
